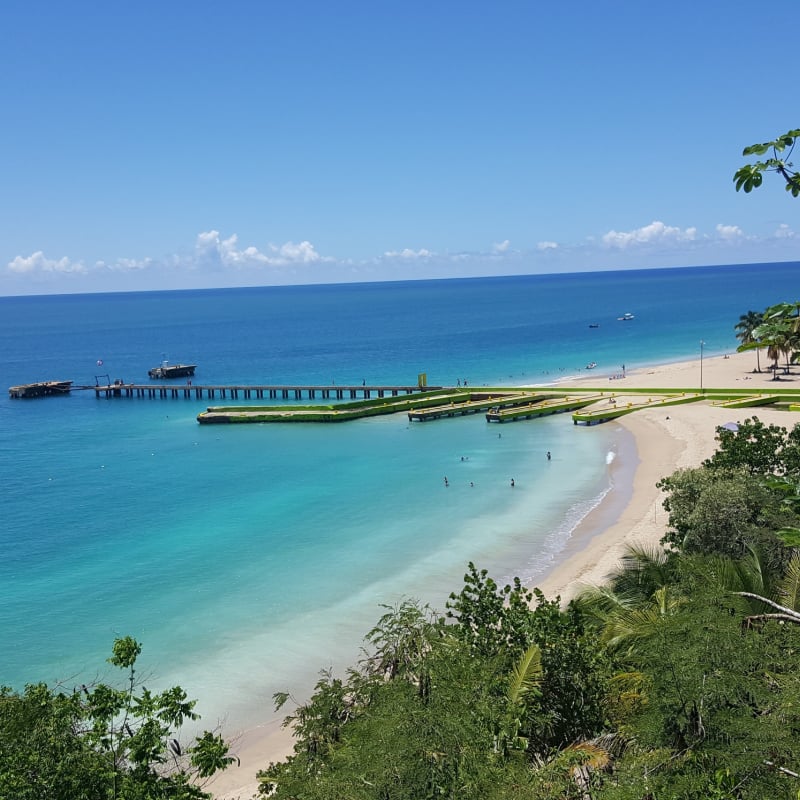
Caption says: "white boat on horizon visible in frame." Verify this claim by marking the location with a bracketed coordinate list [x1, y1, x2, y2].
[617, 312, 635, 321]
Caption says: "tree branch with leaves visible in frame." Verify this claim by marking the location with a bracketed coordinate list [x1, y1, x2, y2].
[735, 129, 800, 196]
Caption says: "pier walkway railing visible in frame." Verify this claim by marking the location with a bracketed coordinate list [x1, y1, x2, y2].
[92, 383, 436, 400]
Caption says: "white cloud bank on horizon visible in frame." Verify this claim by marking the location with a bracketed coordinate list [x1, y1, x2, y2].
[601, 220, 698, 249]
[8, 251, 88, 274]
[4, 221, 798, 291]
[195, 231, 327, 268]
[383, 247, 433, 259]
[715, 223, 743, 240]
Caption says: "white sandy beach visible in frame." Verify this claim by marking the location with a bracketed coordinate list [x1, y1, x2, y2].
[209, 349, 796, 799]
[537, 350, 795, 601]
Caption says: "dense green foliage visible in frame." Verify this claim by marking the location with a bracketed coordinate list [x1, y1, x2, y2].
[0, 638, 236, 800]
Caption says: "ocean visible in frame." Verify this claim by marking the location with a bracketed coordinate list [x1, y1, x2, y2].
[0, 261, 791, 732]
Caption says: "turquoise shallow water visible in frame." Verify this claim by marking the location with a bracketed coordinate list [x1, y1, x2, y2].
[0, 262, 792, 730]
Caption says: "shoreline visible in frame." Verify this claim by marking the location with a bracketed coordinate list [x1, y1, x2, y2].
[537, 350, 792, 601]
[208, 350, 794, 799]
[536, 408, 695, 603]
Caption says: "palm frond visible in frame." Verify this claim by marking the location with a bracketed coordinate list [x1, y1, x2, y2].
[561, 740, 612, 770]
[507, 643, 542, 705]
[777, 552, 800, 612]
[574, 584, 638, 619]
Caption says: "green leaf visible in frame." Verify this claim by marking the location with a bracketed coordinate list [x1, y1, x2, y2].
[108, 636, 142, 669]
[507, 643, 542, 705]
[191, 730, 238, 778]
[775, 527, 800, 547]
[777, 552, 800, 611]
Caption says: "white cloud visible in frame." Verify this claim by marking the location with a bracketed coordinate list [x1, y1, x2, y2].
[195, 231, 325, 268]
[7, 251, 86, 274]
[383, 248, 433, 259]
[715, 223, 743, 240]
[537, 241, 558, 251]
[774, 223, 795, 239]
[492, 239, 511, 253]
[602, 220, 697, 249]
[97, 257, 154, 272]
[273, 240, 322, 263]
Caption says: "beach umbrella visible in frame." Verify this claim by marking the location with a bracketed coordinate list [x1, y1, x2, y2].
[722, 422, 740, 432]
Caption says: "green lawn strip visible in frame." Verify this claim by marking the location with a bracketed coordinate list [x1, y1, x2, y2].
[488, 394, 605, 421]
[408, 392, 541, 420]
[714, 394, 781, 409]
[196, 390, 499, 424]
[572, 393, 703, 424]
[196, 384, 800, 425]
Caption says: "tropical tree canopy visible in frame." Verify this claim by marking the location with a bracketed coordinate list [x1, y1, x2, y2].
[737, 302, 800, 378]
[0, 638, 236, 800]
[735, 309, 764, 371]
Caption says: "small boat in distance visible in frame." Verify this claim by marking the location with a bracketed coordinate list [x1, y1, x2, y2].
[585, 361, 597, 370]
[588, 323, 600, 328]
[617, 312, 635, 321]
[148, 360, 197, 379]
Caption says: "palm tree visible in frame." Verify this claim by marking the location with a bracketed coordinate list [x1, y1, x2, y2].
[734, 310, 765, 372]
[754, 316, 796, 378]
[735, 551, 800, 626]
[574, 544, 683, 652]
[757, 302, 800, 377]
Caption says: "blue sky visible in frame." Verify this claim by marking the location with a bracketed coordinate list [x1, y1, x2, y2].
[2, 0, 798, 295]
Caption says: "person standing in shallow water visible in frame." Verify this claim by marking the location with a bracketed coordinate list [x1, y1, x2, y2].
[546, 451, 551, 461]
[510, 478, 515, 488]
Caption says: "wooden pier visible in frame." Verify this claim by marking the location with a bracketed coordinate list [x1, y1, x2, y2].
[93, 382, 436, 400]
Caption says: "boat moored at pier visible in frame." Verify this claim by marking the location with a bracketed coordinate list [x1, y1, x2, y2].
[148, 361, 197, 379]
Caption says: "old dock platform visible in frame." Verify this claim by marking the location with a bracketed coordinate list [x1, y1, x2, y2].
[9, 380, 73, 398]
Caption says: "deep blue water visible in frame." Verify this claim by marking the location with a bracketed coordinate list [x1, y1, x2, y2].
[0, 261, 792, 731]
